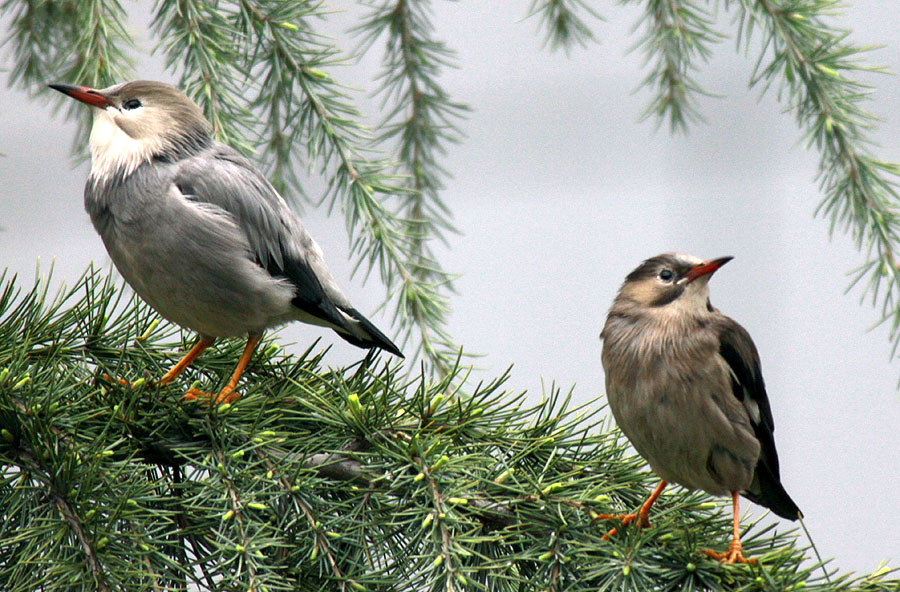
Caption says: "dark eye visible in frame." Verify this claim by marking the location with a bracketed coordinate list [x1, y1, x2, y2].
[658, 269, 675, 282]
[122, 98, 142, 110]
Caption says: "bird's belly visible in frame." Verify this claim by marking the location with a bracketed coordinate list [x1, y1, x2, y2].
[97, 204, 295, 338]
[607, 374, 758, 496]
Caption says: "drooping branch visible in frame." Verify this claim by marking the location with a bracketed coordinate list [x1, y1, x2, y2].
[526, 0, 604, 50]
[528, 0, 900, 382]
[734, 0, 900, 366]
[356, 0, 469, 373]
[626, 0, 724, 131]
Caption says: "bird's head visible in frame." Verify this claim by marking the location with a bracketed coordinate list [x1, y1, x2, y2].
[49, 80, 211, 181]
[615, 253, 733, 314]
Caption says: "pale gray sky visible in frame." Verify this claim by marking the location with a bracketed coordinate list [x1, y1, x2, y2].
[1, 0, 898, 576]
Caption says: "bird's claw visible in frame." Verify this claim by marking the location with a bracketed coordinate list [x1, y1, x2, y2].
[182, 387, 239, 406]
[701, 540, 757, 565]
[592, 512, 651, 541]
[99, 372, 154, 389]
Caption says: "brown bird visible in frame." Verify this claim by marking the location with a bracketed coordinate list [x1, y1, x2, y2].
[599, 253, 801, 564]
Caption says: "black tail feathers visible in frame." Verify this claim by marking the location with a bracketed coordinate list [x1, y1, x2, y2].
[745, 466, 802, 520]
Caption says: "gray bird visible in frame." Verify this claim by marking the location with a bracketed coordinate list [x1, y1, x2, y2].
[49, 80, 403, 405]
[600, 253, 800, 564]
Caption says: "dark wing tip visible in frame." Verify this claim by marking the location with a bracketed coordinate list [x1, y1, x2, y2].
[338, 307, 404, 358]
[745, 466, 802, 521]
[718, 319, 801, 521]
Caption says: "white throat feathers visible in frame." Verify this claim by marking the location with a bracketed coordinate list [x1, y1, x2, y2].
[85, 81, 212, 183]
[89, 108, 166, 181]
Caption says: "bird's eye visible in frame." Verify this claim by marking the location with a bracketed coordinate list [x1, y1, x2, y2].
[122, 98, 142, 110]
[658, 269, 675, 282]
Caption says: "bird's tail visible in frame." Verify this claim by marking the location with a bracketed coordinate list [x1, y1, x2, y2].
[747, 469, 831, 583]
[745, 465, 801, 521]
[335, 306, 404, 358]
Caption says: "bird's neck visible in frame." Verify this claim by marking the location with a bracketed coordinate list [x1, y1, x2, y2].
[606, 297, 715, 351]
[88, 109, 165, 182]
[87, 109, 210, 183]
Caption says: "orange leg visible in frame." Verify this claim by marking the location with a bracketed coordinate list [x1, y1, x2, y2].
[101, 336, 214, 389]
[595, 480, 667, 540]
[158, 336, 215, 386]
[100, 373, 138, 388]
[183, 333, 262, 406]
[701, 491, 757, 564]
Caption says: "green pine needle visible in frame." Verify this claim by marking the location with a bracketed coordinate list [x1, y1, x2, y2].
[0, 269, 896, 590]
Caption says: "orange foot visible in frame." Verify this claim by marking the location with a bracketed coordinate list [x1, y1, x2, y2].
[593, 511, 652, 540]
[99, 373, 152, 389]
[593, 480, 667, 540]
[181, 334, 259, 407]
[702, 539, 758, 565]
[182, 386, 240, 406]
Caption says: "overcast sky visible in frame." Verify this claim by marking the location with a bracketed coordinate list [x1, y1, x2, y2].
[1, 0, 898, 576]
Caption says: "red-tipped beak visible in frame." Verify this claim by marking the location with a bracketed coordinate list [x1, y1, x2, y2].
[685, 256, 733, 283]
[48, 83, 114, 109]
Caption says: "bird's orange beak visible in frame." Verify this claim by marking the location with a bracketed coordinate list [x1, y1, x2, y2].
[685, 256, 733, 283]
[48, 83, 114, 109]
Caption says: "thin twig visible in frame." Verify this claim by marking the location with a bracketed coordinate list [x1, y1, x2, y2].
[17, 450, 110, 591]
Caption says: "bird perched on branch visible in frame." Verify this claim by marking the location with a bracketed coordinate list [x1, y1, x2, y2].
[600, 253, 801, 564]
[49, 80, 402, 405]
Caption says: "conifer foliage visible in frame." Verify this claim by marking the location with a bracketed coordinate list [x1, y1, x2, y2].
[3, 0, 900, 588]
[1, 269, 897, 590]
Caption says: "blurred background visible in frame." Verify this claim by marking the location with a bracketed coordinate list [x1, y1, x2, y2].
[1, 0, 898, 575]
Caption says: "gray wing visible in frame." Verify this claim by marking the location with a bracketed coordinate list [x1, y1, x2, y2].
[171, 144, 355, 334]
[717, 318, 801, 519]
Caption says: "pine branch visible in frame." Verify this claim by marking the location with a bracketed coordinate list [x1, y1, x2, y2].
[532, 0, 721, 131]
[2, 0, 133, 89]
[626, 0, 724, 132]
[12, 448, 110, 591]
[232, 0, 353, 201]
[2, 0, 134, 152]
[152, 0, 255, 151]
[224, 1, 449, 373]
[1, 268, 897, 590]
[731, 0, 900, 372]
[355, 0, 469, 374]
[2, 0, 470, 376]
[529, 0, 900, 382]
[526, 0, 604, 51]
